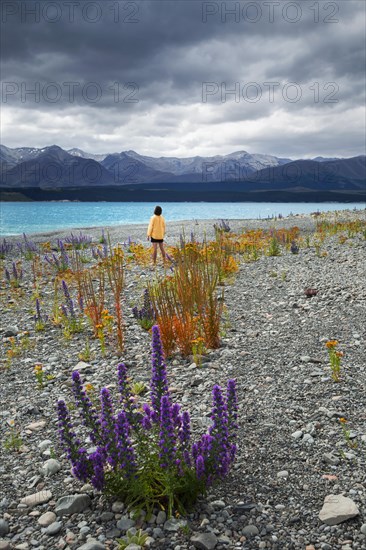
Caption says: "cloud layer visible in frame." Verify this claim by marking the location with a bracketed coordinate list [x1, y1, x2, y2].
[1, 0, 365, 157]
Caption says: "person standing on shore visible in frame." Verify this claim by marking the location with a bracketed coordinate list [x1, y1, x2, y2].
[147, 205, 168, 265]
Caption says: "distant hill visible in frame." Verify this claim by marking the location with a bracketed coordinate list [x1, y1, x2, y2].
[1, 144, 365, 201]
[0, 145, 116, 188]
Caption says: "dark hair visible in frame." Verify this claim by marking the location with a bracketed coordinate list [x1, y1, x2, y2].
[154, 205, 162, 215]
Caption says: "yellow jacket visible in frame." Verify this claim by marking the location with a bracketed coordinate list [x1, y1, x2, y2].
[147, 215, 166, 240]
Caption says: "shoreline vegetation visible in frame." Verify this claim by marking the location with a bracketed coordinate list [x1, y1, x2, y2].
[1, 208, 365, 549]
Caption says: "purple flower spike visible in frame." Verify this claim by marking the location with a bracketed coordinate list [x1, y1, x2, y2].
[100, 387, 117, 465]
[158, 396, 176, 469]
[150, 325, 169, 416]
[72, 447, 91, 482]
[195, 455, 205, 479]
[57, 400, 81, 464]
[117, 363, 129, 404]
[90, 448, 105, 491]
[71, 371, 100, 443]
[62, 279, 76, 318]
[116, 411, 137, 476]
[209, 384, 230, 477]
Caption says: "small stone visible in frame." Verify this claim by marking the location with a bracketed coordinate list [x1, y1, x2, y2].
[38, 440, 52, 452]
[164, 518, 187, 532]
[44, 521, 62, 536]
[0, 541, 11, 550]
[106, 528, 121, 538]
[4, 327, 18, 337]
[41, 459, 61, 477]
[125, 545, 142, 550]
[55, 494, 91, 516]
[302, 434, 314, 444]
[0, 519, 9, 537]
[116, 517, 135, 531]
[20, 490, 52, 507]
[73, 361, 90, 371]
[291, 430, 303, 440]
[76, 541, 105, 550]
[242, 525, 259, 537]
[360, 523, 366, 535]
[319, 494, 359, 525]
[322, 453, 340, 466]
[277, 470, 289, 478]
[300, 355, 311, 363]
[38, 512, 57, 526]
[210, 500, 226, 509]
[190, 532, 218, 550]
[156, 510, 166, 525]
[100, 512, 114, 522]
[111, 501, 124, 513]
[25, 421, 46, 431]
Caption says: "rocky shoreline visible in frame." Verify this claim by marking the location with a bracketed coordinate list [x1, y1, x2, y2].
[1, 209, 365, 550]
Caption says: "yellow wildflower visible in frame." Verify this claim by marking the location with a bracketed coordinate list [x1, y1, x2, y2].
[325, 340, 338, 349]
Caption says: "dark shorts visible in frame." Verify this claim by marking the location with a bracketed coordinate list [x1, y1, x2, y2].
[151, 237, 164, 243]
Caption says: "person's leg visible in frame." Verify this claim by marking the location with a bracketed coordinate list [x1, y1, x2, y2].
[152, 243, 158, 264]
[158, 242, 167, 262]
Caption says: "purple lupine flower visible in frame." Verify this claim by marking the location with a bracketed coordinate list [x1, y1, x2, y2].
[141, 415, 152, 430]
[195, 455, 205, 479]
[201, 434, 214, 459]
[183, 449, 191, 467]
[117, 363, 137, 425]
[142, 403, 158, 427]
[209, 384, 230, 477]
[150, 325, 169, 416]
[12, 262, 20, 280]
[192, 442, 199, 461]
[171, 403, 181, 429]
[89, 448, 105, 491]
[117, 363, 129, 404]
[100, 387, 118, 466]
[61, 304, 68, 318]
[0, 239, 13, 259]
[78, 294, 84, 313]
[62, 280, 76, 318]
[179, 411, 191, 447]
[115, 411, 137, 476]
[57, 400, 81, 463]
[179, 411, 192, 466]
[71, 371, 100, 443]
[72, 447, 91, 482]
[58, 240, 70, 270]
[158, 396, 176, 469]
[4, 267, 10, 282]
[141, 404, 153, 430]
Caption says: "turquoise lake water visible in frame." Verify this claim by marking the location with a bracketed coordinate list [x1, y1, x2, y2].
[0, 201, 364, 236]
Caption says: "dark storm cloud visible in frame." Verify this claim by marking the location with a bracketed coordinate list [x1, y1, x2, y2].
[0, 0, 365, 157]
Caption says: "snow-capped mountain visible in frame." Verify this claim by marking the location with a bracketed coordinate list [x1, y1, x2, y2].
[123, 149, 292, 176]
[67, 148, 107, 163]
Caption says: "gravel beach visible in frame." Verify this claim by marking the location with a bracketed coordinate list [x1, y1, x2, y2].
[0, 209, 365, 550]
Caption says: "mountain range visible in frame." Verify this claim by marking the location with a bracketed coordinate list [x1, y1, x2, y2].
[0, 144, 365, 202]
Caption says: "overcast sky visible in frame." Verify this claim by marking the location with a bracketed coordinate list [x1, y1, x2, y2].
[1, 0, 365, 158]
